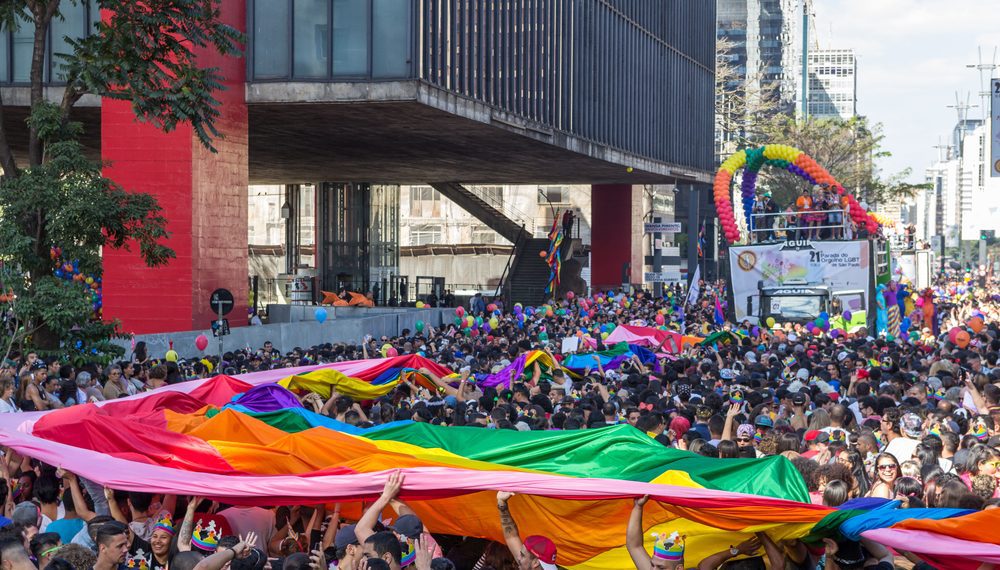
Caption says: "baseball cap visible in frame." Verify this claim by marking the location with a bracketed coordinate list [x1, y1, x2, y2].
[754, 415, 774, 428]
[390, 514, 423, 540]
[334, 524, 358, 550]
[12, 502, 40, 527]
[900, 413, 922, 438]
[804, 430, 830, 443]
[524, 535, 557, 570]
[30, 361, 47, 370]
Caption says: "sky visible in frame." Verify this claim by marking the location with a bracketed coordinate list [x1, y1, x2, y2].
[811, 0, 1000, 182]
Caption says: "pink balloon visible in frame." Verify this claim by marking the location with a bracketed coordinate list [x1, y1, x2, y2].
[195, 334, 208, 351]
[386, 347, 399, 357]
[655, 314, 665, 325]
[566, 291, 575, 300]
[455, 306, 465, 317]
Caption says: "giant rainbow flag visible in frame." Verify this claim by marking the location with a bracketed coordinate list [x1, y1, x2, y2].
[0, 356, 997, 570]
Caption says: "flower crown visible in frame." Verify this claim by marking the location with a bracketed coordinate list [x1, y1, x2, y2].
[652, 531, 685, 561]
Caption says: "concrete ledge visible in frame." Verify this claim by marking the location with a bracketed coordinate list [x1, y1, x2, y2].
[113, 307, 456, 360]
[246, 81, 420, 104]
[0, 87, 100, 107]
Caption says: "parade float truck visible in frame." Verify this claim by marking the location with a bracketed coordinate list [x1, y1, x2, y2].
[727, 238, 889, 332]
[713, 143, 892, 334]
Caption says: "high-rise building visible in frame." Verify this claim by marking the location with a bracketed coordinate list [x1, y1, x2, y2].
[925, 153, 963, 248]
[805, 49, 857, 119]
[717, 0, 811, 108]
[717, 0, 816, 159]
[958, 121, 1000, 240]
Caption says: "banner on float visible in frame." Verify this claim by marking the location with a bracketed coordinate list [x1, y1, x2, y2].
[729, 240, 871, 321]
[992, 78, 1000, 177]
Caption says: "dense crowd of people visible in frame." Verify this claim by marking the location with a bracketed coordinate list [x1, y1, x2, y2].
[0, 267, 997, 570]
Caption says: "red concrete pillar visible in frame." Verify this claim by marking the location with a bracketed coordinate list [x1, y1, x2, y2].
[101, 3, 248, 335]
[590, 184, 641, 291]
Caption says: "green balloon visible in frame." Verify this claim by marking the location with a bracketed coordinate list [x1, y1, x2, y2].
[539, 332, 549, 341]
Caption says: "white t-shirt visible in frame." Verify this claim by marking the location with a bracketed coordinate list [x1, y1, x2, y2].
[883, 436, 919, 463]
[220, 506, 276, 553]
[0, 398, 20, 413]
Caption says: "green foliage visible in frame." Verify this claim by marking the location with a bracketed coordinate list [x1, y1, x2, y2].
[0, 103, 173, 362]
[0, 0, 242, 359]
[754, 115, 915, 209]
[62, 0, 244, 150]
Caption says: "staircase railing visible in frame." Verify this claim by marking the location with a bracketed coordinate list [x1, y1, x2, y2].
[465, 185, 536, 236]
[494, 225, 526, 302]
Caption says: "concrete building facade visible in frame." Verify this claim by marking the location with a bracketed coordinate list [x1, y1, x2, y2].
[1, 0, 716, 333]
[805, 49, 857, 119]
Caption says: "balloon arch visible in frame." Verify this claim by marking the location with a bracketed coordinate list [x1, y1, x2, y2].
[712, 144, 879, 244]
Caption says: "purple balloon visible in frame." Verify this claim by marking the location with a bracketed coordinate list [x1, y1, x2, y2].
[830, 329, 840, 339]
[842, 310, 852, 321]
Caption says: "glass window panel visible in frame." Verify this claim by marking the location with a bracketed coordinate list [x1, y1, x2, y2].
[371, 0, 408, 78]
[254, 0, 290, 78]
[88, 0, 101, 30]
[0, 29, 8, 82]
[293, 0, 329, 78]
[332, 0, 367, 76]
[50, 2, 86, 81]
[12, 10, 33, 83]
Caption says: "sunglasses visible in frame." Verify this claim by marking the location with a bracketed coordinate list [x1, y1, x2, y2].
[877, 464, 897, 471]
[736, 437, 752, 443]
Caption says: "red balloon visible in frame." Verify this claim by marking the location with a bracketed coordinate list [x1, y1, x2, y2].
[195, 334, 209, 351]
[948, 326, 961, 344]
[955, 330, 971, 348]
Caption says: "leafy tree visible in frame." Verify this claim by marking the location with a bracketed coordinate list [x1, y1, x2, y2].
[755, 115, 927, 210]
[0, 1, 242, 363]
[715, 36, 784, 162]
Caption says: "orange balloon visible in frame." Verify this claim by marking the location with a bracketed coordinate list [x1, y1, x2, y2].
[955, 330, 971, 348]
[968, 317, 984, 333]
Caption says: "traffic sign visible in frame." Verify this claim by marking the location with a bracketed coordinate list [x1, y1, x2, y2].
[644, 222, 682, 233]
[209, 288, 234, 316]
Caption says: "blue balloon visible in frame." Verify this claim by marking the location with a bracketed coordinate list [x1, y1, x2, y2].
[54, 270, 63, 278]
[314, 308, 328, 324]
[493, 309, 501, 316]
[819, 311, 829, 320]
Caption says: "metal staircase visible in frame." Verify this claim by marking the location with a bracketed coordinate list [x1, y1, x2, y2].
[429, 182, 556, 305]
[429, 182, 531, 244]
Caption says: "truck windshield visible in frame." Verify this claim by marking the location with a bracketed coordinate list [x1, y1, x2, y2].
[768, 295, 822, 319]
